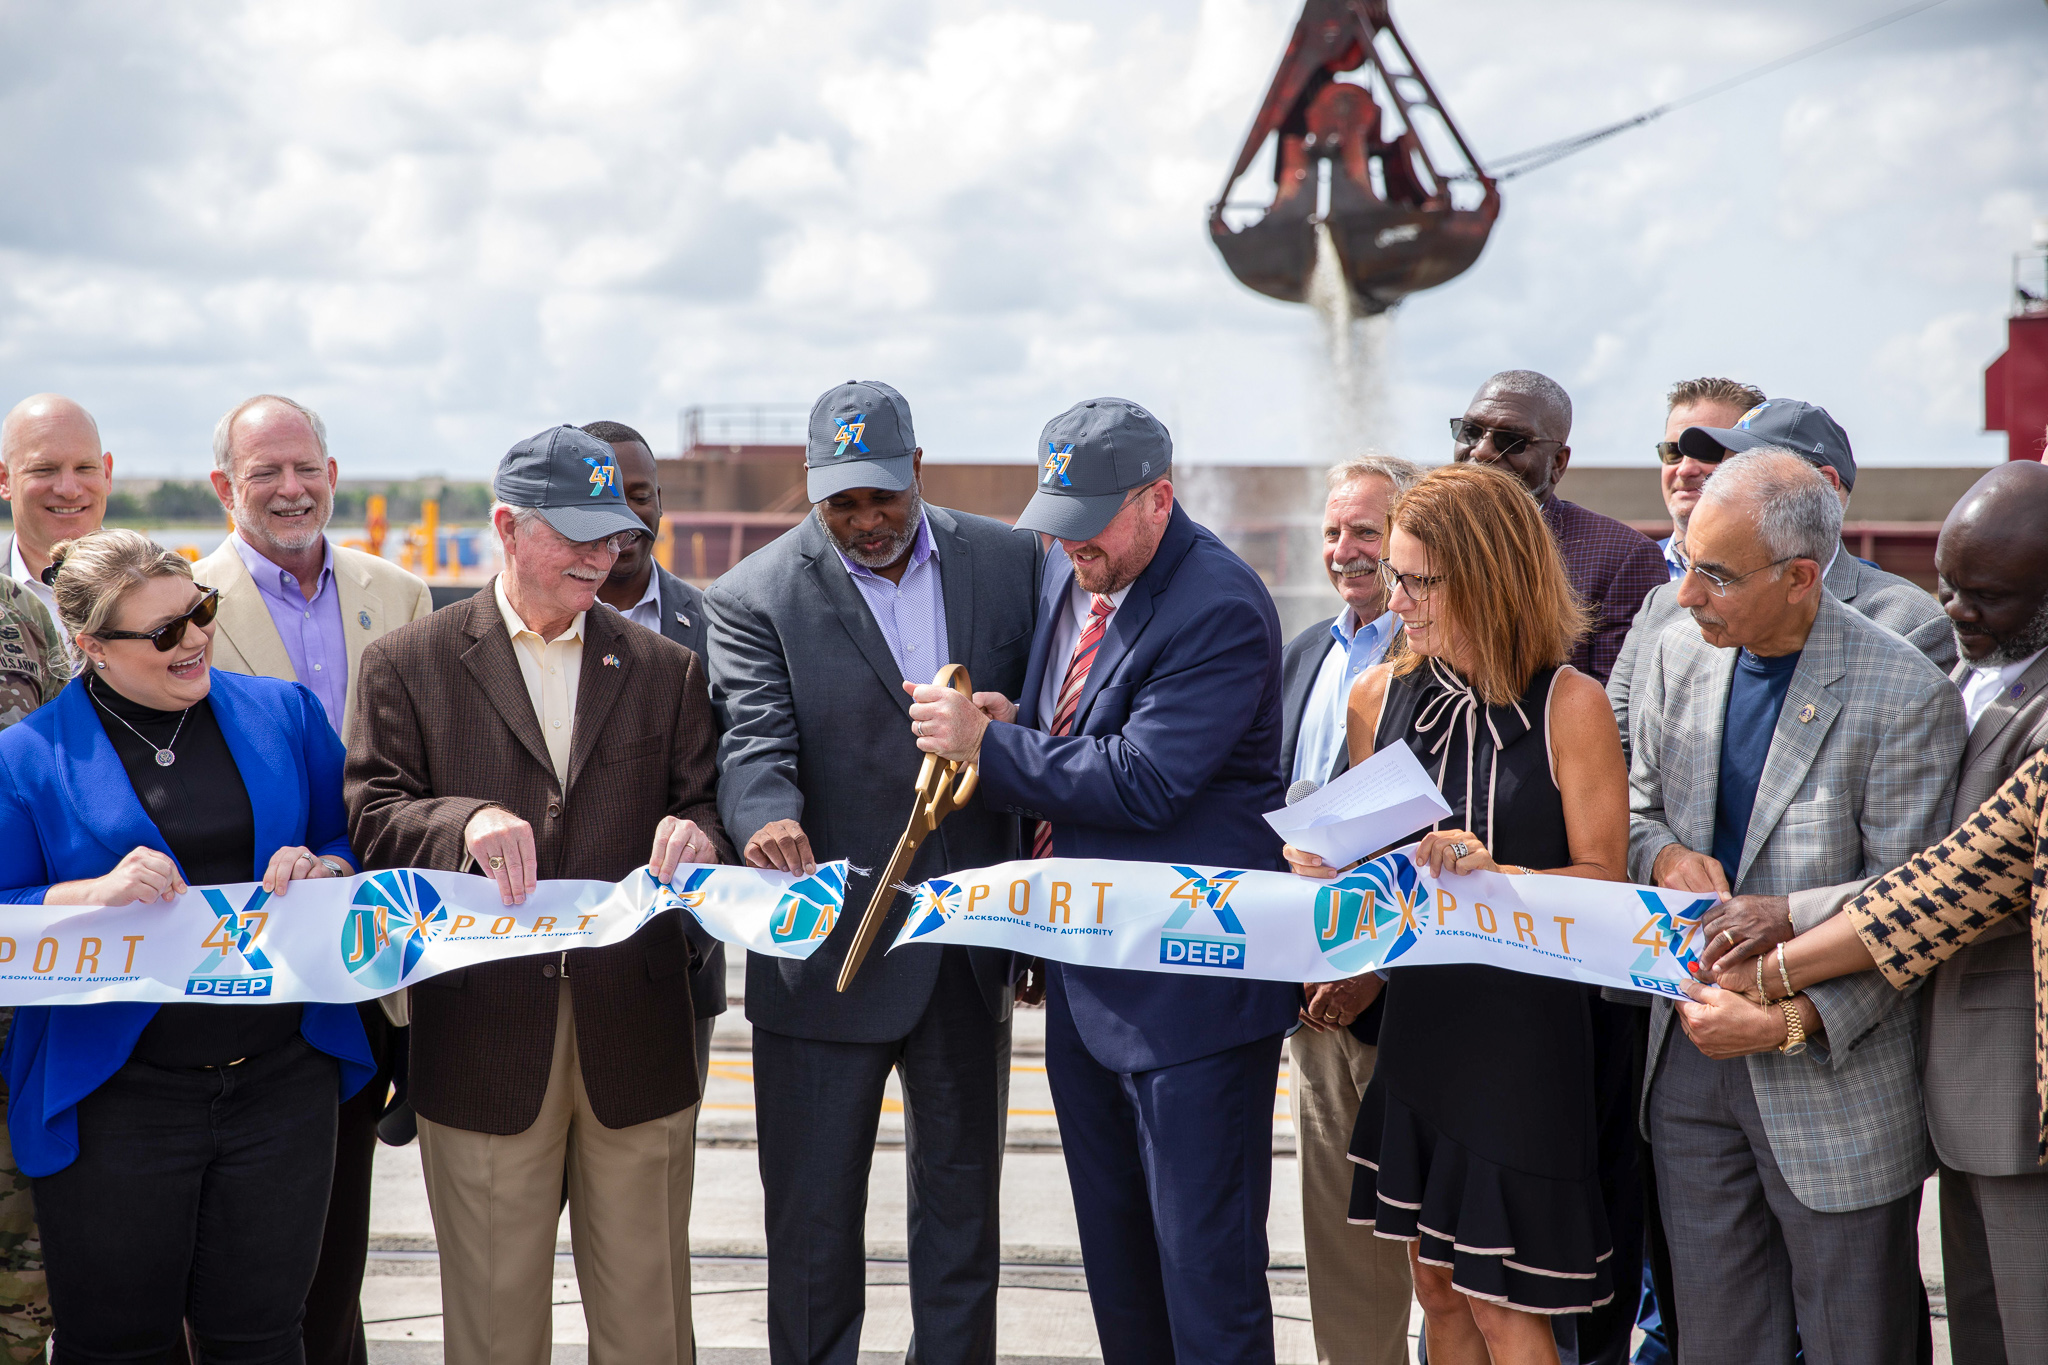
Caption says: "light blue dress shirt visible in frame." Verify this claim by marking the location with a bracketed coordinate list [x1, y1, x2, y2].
[834, 514, 950, 681]
[1291, 608, 1399, 786]
[1658, 534, 1684, 581]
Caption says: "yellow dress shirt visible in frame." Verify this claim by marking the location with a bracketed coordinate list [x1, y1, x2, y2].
[494, 577, 584, 788]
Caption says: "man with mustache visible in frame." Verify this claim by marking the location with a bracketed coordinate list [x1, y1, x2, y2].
[1628, 448, 1963, 1362]
[705, 380, 1038, 1365]
[191, 393, 433, 1365]
[348, 425, 729, 1363]
[1275, 454, 1420, 1365]
[1703, 460, 2048, 1360]
[0, 394, 112, 618]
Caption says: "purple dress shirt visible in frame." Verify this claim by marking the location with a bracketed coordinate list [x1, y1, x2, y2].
[230, 533, 348, 732]
[1541, 496, 1668, 685]
[834, 515, 950, 681]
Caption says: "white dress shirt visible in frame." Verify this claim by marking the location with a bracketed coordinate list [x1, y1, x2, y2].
[1037, 578, 1135, 726]
[1960, 648, 2045, 733]
[7, 538, 57, 617]
[1292, 608, 1400, 786]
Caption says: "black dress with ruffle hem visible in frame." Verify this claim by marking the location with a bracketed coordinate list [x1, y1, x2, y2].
[1346, 659, 1614, 1315]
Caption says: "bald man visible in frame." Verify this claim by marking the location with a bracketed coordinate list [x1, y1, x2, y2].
[1449, 370, 1667, 684]
[0, 395, 112, 615]
[1910, 462, 2048, 1361]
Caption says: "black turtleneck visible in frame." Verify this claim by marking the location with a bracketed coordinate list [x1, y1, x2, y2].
[88, 676, 302, 1066]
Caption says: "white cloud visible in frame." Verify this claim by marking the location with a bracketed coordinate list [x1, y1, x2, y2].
[0, 0, 2038, 478]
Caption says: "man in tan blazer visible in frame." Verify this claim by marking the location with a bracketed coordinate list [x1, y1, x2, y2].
[196, 395, 432, 748]
[192, 393, 431, 1365]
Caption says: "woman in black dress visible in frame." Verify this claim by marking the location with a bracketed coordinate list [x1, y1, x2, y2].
[1285, 464, 1631, 1364]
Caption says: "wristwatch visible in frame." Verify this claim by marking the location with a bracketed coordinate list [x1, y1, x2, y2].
[1777, 997, 1808, 1056]
[318, 857, 350, 879]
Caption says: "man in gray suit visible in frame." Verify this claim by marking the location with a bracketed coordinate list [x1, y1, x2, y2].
[706, 380, 1039, 1365]
[1610, 397, 1955, 766]
[1626, 449, 1965, 1362]
[584, 419, 726, 1085]
[1742, 461, 2048, 1361]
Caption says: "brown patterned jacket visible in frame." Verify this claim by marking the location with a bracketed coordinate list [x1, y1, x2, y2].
[1847, 747, 2048, 1161]
[345, 583, 732, 1134]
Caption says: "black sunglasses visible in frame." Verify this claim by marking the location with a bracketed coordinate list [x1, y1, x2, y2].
[1655, 441, 1730, 466]
[1449, 419, 1564, 459]
[94, 587, 221, 651]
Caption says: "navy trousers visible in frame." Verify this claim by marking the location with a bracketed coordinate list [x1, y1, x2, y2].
[1045, 975, 1284, 1365]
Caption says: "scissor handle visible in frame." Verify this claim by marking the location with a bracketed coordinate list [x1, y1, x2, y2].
[908, 664, 980, 821]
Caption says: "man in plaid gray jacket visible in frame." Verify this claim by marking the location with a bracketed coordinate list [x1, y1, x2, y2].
[1625, 448, 1965, 1363]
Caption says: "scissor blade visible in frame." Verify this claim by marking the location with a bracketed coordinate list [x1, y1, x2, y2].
[835, 823, 926, 993]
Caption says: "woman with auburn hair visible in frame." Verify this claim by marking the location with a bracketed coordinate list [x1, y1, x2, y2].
[1285, 463, 1630, 1364]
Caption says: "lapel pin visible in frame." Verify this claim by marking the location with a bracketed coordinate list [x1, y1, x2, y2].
[2012, 682, 2028, 700]
[602, 654, 621, 669]
[358, 610, 373, 629]
[1797, 703, 1816, 723]
[676, 611, 691, 628]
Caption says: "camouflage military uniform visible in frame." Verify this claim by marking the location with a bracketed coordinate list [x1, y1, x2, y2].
[0, 576, 63, 1361]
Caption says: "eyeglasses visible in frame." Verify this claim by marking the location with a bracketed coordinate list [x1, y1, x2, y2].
[587, 531, 638, 555]
[1449, 419, 1565, 459]
[1377, 561, 1446, 602]
[95, 587, 221, 651]
[1675, 554, 1794, 597]
[1655, 441, 1730, 466]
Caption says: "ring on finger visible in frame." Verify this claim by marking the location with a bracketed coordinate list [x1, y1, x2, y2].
[488, 854, 506, 871]
[1721, 929, 1736, 949]
[1450, 841, 1470, 860]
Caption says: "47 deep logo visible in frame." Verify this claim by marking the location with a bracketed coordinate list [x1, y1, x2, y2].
[1159, 866, 1247, 970]
[187, 888, 276, 997]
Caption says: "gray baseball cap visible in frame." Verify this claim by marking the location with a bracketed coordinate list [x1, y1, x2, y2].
[806, 380, 918, 502]
[1016, 398, 1173, 542]
[493, 425, 649, 543]
[1678, 398, 1856, 491]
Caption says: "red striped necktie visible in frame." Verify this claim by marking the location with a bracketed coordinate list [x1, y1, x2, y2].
[1033, 593, 1116, 859]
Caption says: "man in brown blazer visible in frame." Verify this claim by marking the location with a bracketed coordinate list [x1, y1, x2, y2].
[346, 426, 732, 1365]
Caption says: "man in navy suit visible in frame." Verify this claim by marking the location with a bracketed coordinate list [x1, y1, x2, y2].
[911, 398, 1297, 1365]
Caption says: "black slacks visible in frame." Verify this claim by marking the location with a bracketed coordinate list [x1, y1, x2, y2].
[36, 1037, 339, 1365]
[752, 947, 1009, 1365]
[302, 1007, 399, 1365]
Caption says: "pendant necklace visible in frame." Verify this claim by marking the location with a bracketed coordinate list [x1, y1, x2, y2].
[90, 678, 191, 767]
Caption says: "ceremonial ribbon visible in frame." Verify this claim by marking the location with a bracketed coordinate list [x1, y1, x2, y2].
[0, 861, 848, 1006]
[889, 851, 1713, 1000]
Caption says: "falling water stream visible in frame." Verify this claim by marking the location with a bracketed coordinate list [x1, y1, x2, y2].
[1179, 223, 1395, 640]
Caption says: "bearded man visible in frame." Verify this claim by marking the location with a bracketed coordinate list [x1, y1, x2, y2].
[192, 393, 430, 1365]
[704, 380, 1040, 1365]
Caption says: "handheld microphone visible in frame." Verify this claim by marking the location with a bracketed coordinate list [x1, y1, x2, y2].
[1285, 778, 1321, 807]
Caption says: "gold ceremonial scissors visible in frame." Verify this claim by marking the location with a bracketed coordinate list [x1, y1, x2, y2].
[835, 663, 980, 993]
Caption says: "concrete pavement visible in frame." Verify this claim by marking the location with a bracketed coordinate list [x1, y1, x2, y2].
[361, 971, 1950, 1362]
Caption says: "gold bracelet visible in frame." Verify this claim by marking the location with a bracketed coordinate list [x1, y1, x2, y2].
[1778, 997, 1808, 1055]
[1776, 944, 1794, 1000]
[1757, 955, 1776, 1004]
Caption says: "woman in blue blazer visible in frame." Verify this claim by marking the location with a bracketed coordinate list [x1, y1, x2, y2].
[0, 530, 373, 1359]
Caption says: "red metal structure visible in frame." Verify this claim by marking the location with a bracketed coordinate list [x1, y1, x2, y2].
[1208, 0, 1498, 314]
[1986, 249, 2048, 462]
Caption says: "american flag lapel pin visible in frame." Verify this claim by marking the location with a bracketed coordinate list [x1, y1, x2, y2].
[676, 611, 691, 628]
[602, 654, 621, 669]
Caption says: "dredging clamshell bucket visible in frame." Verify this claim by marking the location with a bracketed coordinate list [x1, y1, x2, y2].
[1209, 0, 1499, 314]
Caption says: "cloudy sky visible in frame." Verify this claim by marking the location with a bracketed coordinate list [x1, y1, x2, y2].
[1, 0, 2043, 479]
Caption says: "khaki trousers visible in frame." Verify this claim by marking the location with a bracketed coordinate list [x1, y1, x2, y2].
[1288, 1024, 1412, 1365]
[419, 983, 697, 1365]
